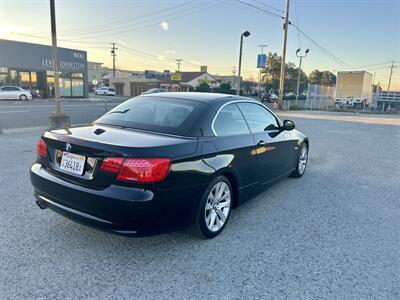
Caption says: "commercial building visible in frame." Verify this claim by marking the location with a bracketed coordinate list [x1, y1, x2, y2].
[87, 61, 103, 91]
[213, 75, 240, 90]
[160, 72, 218, 92]
[109, 77, 160, 96]
[0, 39, 88, 98]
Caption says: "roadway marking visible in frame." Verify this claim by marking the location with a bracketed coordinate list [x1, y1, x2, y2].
[0, 110, 30, 114]
[276, 112, 400, 126]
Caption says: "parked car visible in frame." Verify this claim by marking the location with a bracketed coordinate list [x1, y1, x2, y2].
[141, 88, 166, 95]
[95, 86, 116, 96]
[30, 92, 309, 238]
[0, 86, 32, 101]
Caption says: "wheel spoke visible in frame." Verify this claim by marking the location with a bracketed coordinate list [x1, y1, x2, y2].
[209, 211, 217, 229]
[216, 183, 225, 199]
[216, 209, 227, 222]
[205, 203, 213, 211]
[219, 200, 230, 208]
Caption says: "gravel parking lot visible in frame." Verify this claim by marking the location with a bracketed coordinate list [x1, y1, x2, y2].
[1, 114, 400, 299]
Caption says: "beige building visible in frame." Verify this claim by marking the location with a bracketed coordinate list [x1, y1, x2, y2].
[109, 77, 160, 96]
[213, 75, 241, 90]
[87, 61, 103, 91]
[160, 72, 218, 92]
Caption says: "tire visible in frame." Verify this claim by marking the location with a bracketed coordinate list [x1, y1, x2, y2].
[19, 94, 27, 101]
[291, 142, 308, 178]
[195, 176, 233, 239]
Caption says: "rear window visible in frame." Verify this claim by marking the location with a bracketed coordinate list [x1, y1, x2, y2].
[108, 88, 115, 92]
[95, 96, 206, 136]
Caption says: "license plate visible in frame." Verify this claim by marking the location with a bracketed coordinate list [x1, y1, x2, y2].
[60, 152, 86, 175]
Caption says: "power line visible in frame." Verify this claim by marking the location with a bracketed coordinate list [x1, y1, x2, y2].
[292, 0, 302, 48]
[232, 0, 284, 19]
[249, 0, 284, 13]
[31, 0, 197, 35]
[56, 1, 219, 39]
[232, 0, 354, 70]
[290, 24, 354, 69]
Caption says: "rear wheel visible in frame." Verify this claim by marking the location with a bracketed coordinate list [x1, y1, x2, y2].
[19, 94, 27, 101]
[195, 176, 232, 239]
[291, 142, 308, 178]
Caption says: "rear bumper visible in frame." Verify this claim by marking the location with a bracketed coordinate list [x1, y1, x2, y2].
[30, 163, 201, 236]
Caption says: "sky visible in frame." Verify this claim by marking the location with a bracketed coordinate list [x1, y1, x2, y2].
[1, 0, 399, 89]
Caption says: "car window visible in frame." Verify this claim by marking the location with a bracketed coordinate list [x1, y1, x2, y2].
[95, 97, 206, 136]
[108, 88, 115, 92]
[2, 87, 18, 91]
[213, 104, 250, 136]
[237, 102, 279, 132]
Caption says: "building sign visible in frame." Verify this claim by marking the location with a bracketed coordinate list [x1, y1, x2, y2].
[257, 54, 267, 68]
[171, 72, 182, 81]
[0, 39, 87, 73]
[200, 66, 208, 72]
[41, 58, 86, 71]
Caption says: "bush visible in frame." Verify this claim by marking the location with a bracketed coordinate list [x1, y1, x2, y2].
[288, 104, 306, 110]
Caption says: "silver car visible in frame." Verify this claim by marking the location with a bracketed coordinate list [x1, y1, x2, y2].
[0, 86, 33, 101]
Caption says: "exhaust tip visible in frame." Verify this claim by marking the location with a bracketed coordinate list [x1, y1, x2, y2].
[36, 200, 47, 210]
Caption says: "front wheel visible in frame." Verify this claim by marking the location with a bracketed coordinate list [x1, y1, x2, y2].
[291, 142, 308, 178]
[19, 94, 27, 101]
[195, 176, 233, 239]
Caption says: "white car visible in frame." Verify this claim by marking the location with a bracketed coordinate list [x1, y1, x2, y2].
[141, 88, 166, 95]
[95, 87, 116, 96]
[0, 86, 33, 101]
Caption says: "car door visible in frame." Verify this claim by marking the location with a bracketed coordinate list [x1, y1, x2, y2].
[237, 102, 295, 184]
[10, 87, 21, 99]
[0, 87, 6, 99]
[211, 103, 259, 196]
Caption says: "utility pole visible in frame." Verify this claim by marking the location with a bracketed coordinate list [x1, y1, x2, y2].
[48, 0, 69, 130]
[237, 30, 251, 95]
[232, 66, 237, 90]
[176, 59, 182, 72]
[295, 48, 309, 103]
[258, 44, 267, 100]
[278, 0, 290, 106]
[387, 60, 395, 91]
[111, 43, 117, 78]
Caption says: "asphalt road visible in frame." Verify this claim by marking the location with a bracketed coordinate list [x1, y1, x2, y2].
[0, 97, 124, 129]
[1, 113, 400, 299]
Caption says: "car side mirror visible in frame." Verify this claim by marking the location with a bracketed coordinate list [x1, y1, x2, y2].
[283, 119, 295, 131]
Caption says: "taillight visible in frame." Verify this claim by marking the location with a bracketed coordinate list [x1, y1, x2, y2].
[36, 138, 48, 157]
[100, 158, 171, 183]
[99, 157, 124, 173]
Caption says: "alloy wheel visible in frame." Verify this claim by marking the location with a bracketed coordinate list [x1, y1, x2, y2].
[204, 182, 231, 232]
[298, 145, 308, 175]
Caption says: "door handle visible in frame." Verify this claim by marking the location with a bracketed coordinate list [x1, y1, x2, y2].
[257, 140, 266, 147]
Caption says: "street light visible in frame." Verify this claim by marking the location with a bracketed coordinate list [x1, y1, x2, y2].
[295, 48, 310, 103]
[237, 30, 251, 95]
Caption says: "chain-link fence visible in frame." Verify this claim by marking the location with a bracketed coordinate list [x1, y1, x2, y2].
[282, 84, 336, 110]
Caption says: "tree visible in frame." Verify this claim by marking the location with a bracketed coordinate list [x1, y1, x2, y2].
[261, 52, 308, 94]
[321, 71, 336, 86]
[219, 83, 232, 94]
[195, 82, 210, 92]
[308, 70, 336, 86]
[241, 80, 254, 95]
[309, 70, 323, 85]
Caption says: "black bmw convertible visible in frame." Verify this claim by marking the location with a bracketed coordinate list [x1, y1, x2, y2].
[30, 92, 309, 238]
